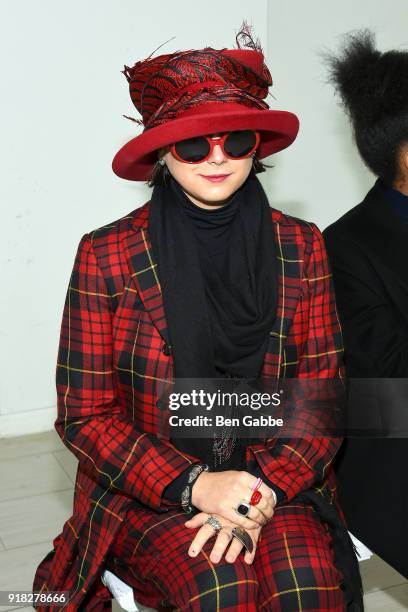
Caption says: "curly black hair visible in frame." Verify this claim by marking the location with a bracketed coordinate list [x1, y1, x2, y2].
[322, 29, 408, 184]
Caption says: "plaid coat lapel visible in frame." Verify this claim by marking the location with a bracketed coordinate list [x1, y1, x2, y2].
[124, 205, 171, 348]
[125, 203, 303, 379]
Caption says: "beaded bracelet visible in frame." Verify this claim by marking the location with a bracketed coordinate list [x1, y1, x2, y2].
[181, 463, 209, 514]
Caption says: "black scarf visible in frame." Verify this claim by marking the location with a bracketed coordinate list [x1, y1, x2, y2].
[148, 171, 278, 380]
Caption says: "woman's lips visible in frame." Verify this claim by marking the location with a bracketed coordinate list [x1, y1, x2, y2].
[199, 174, 230, 183]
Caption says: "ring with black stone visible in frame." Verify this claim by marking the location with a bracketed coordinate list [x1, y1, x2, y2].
[235, 500, 251, 517]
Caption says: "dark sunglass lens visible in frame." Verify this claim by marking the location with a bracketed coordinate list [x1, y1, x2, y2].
[174, 136, 210, 162]
[224, 130, 257, 158]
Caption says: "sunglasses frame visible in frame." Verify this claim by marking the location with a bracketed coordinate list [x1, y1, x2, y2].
[169, 130, 261, 164]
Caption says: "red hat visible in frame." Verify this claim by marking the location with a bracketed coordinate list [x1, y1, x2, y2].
[112, 25, 299, 181]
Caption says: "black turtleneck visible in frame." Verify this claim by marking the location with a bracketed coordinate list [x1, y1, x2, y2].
[176, 182, 241, 276]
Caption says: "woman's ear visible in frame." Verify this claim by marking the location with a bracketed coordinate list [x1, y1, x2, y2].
[395, 143, 408, 191]
[403, 144, 408, 174]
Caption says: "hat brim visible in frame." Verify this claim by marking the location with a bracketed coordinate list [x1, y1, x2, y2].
[112, 105, 300, 181]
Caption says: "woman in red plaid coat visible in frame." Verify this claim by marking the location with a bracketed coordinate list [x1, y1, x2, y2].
[33, 24, 362, 612]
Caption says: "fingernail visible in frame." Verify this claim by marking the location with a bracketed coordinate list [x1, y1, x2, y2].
[189, 548, 196, 556]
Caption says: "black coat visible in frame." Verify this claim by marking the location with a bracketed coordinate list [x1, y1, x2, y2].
[323, 178, 408, 579]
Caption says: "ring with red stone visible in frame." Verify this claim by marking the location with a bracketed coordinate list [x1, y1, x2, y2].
[250, 490, 262, 505]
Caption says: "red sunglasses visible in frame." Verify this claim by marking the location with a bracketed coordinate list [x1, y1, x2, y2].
[169, 130, 260, 164]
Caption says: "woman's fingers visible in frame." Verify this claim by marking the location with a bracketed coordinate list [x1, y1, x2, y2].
[187, 517, 221, 557]
[184, 501, 272, 537]
[225, 503, 272, 530]
[223, 532, 245, 563]
[209, 528, 236, 563]
[191, 470, 276, 529]
[243, 528, 261, 565]
[221, 474, 275, 528]
[244, 503, 269, 526]
[254, 488, 275, 520]
[184, 512, 208, 528]
[244, 472, 277, 520]
[249, 481, 276, 520]
[184, 512, 262, 564]
[213, 524, 261, 564]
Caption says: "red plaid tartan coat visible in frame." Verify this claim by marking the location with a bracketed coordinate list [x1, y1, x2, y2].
[33, 198, 346, 611]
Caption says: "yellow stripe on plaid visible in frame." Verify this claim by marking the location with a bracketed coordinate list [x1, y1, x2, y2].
[131, 314, 141, 420]
[276, 224, 285, 381]
[115, 364, 172, 384]
[141, 227, 163, 292]
[69, 286, 121, 298]
[259, 585, 341, 609]
[174, 572, 259, 612]
[302, 273, 332, 282]
[57, 363, 114, 375]
[282, 444, 314, 472]
[303, 348, 343, 359]
[130, 512, 186, 560]
[278, 256, 304, 263]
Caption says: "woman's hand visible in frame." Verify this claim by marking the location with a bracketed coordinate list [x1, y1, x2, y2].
[184, 511, 263, 565]
[191, 470, 276, 530]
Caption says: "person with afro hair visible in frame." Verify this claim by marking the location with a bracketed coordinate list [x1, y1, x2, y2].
[322, 29, 408, 579]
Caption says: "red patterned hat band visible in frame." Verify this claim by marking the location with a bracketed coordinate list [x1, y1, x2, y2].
[122, 46, 273, 131]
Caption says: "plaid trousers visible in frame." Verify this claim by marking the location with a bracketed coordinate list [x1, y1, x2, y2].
[104, 500, 347, 611]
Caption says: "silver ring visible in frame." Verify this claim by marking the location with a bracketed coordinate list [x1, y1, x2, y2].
[205, 515, 222, 532]
[231, 527, 253, 553]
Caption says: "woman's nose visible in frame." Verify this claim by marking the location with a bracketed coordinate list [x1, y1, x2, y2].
[208, 142, 227, 163]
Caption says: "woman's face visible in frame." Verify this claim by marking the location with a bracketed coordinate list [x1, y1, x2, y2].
[158, 132, 254, 209]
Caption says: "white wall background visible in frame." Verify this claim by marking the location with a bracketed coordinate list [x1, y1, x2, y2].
[1, 0, 407, 437]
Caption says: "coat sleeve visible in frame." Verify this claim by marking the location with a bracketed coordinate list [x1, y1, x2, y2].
[247, 223, 346, 502]
[322, 229, 408, 377]
[55, 233, 201, 512]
